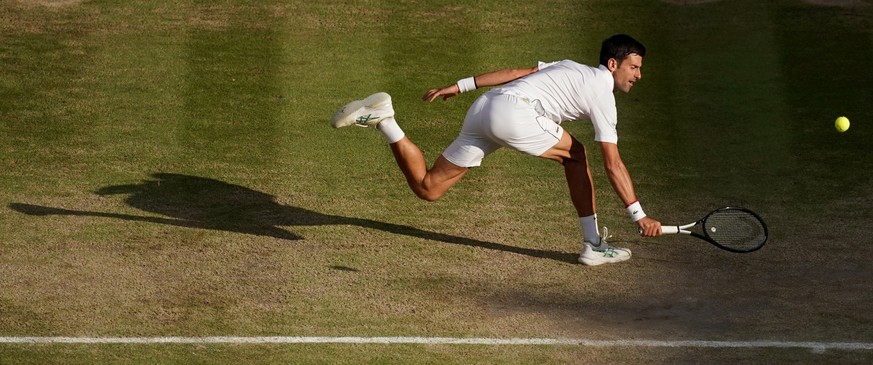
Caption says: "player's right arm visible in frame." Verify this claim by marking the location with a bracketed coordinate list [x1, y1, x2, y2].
[422, 66, 539, 103]
[599, 142, 662, 236]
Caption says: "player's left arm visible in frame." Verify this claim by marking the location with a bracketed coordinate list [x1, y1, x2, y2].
[599, 142, 662, 236]
[422, 66, 539, 103]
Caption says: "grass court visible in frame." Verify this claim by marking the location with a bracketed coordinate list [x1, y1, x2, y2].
[2, 0, 873, 363]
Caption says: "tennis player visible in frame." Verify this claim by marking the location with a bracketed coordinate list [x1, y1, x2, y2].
[332, 34, 662, 266]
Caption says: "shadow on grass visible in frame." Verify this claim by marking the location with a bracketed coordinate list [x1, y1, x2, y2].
[8, 173, 576, 264]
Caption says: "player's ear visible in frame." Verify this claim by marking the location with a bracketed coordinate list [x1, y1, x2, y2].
[607, 58, 619, 72]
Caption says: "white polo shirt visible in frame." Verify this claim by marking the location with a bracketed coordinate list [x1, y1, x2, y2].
[491, 60, 619, 144]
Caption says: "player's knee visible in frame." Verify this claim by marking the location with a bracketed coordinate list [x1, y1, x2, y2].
[412, 182, 445, 201]
[562, 139, 586, 164]
[415, 189, 444, 202]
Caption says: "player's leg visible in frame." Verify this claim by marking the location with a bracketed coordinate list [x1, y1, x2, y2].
[388, 137, 469, 202]
[538, 131, 631, 266]
[332, 92, 480, 202]
[537, 132, 600, 242]
[538, 132, 595, 218]
[388, 92, 503, 201]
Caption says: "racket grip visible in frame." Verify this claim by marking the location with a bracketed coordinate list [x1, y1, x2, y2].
[639, 226, 680, 235]
[661, 226, 680, 234]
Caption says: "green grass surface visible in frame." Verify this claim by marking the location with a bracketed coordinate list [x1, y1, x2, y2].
[2, 0, 873, 363]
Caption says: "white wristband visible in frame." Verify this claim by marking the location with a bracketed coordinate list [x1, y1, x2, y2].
[626, 201, 646, 222]
[457, 77, 477, 93]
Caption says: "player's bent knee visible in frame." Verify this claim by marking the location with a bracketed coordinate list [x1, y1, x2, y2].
[414, 157, 467, 202]
[414, 189, 444, 202]
[568, 139, 586, 161]
[539, 133, 586, 164]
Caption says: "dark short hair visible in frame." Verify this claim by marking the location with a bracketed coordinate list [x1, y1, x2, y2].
[599, 34, 646, 66]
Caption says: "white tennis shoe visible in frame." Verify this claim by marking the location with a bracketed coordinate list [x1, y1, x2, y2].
[578, 227, 631, 266]
[331, 92, 395, 128]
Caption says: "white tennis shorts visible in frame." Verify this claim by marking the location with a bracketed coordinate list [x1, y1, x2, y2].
[442, 93, 564, 167]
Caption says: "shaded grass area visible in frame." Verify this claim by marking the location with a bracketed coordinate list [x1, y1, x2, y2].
[3, 344, 873, 365]
[2, 0, 873, 363]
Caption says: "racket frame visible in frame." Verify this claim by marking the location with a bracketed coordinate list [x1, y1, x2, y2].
[662, 207, 768, 253]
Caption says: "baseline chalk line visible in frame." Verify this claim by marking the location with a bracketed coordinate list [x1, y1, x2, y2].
[1, 337, 872, 351]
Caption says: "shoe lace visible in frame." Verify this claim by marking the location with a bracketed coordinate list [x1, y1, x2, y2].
[594, 227, 618, 257]
[600, 227, 613, 245]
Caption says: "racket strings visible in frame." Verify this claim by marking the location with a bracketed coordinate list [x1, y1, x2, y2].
[703, 210, 767, 250]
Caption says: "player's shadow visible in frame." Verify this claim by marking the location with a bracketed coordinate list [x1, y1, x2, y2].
[8, 173, 576, 263]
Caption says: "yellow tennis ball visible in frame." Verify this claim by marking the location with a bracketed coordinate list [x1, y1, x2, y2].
[835, 116, 850, 132]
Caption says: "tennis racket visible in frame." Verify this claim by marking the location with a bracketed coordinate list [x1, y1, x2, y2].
[658, 207, 768, 253]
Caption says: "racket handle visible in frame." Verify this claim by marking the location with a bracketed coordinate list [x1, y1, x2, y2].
[639, 226, 680, 235]
[661, 226, 680, 234]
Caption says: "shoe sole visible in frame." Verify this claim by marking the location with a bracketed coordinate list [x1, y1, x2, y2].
[331, 92, 393, 128]
[578, 255, 630, 266]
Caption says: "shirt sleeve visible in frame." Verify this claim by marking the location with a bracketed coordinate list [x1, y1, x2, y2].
[590, 93, 619, 144]
[537, 61, 559, 70]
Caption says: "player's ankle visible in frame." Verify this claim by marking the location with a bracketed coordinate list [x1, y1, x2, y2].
[377, 118, 405, 143]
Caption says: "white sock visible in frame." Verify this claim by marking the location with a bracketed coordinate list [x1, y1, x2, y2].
[580, 214, 600, 244]
[376, 117, 405, 144]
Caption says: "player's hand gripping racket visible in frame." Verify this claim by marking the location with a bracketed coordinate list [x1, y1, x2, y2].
[657, 207, 768, 253]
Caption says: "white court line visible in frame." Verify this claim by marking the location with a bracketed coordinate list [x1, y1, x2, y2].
[1, 337, 872, 352]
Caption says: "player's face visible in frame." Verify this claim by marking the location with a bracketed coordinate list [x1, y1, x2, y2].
[609, 53, 643, 93]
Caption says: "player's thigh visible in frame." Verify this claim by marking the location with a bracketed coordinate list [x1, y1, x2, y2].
[442, 95, 503, 168]
[423, 155, 469, 192]
[537, 130, 575, 163]
[441, 134, 501, 168]
[483, 96, 564, 158]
